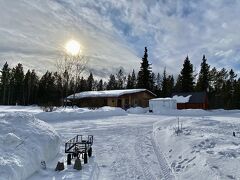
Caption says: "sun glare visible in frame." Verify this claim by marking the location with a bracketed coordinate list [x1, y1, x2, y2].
[65, 39, 81, 56]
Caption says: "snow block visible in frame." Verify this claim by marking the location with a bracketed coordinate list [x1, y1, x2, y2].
[0, 113, 60, 180]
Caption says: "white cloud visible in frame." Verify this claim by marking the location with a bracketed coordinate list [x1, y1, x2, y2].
[0, 0, 240, 77]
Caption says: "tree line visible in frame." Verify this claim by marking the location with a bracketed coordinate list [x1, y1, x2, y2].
[0, 47, 239, 109]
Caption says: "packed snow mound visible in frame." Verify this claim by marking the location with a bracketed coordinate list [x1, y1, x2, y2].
[127, 107, 149, 114]
[36, 106, 127, 121]
[172, 95, 191, 103]
[0, 113, 60, 180]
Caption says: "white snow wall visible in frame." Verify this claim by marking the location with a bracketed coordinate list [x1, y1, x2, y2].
[0, 113, 60, 180]
[149, 98, 177, 112]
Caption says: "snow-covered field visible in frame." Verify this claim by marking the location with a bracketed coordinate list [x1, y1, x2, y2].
[1, 105, 240, 179]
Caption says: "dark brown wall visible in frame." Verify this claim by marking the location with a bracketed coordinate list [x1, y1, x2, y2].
[74, 97, 107, 108]
[177, 103, 208, 110]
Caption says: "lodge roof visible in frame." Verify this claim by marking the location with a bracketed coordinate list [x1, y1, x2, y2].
[67, 89, 156, 99]
[172, 92, 207, 103]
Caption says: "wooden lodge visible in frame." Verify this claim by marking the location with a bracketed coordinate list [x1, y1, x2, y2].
[66, 89, 156, 109]
[172, 92, 209, 110]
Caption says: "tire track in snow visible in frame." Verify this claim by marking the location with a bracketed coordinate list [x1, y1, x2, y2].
[151, 132, 175, 180]
[134, 127, 165, 180]
[135, 140, 157, 180]
[111, 134, 145, 180]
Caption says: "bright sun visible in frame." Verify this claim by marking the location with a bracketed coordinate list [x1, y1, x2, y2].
[65, 39, 81, 56]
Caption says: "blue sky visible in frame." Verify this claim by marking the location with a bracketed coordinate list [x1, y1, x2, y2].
[0, 0, 240, 78]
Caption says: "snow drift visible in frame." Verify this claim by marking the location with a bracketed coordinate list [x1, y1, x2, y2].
[0, 113, 60, 180]
[127, 107, 149, 114]
[36, 106, 127, 122]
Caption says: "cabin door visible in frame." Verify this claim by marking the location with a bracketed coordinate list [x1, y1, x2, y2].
[117, 99, 122, 107]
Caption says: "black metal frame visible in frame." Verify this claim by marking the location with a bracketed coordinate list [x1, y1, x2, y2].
[65, 135, 93, 155]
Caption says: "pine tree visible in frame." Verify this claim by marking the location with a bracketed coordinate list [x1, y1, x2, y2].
[227, 69, 237, 108]
[131, 70, 137, 89]
[107, 74, 117, 90]
[154, 73, 162, 97]
[69, 77, 75, 95]
[0, 62, 11, 104]
[116, 69, 125, 89]
[161, 68, 174, 97]
[229, 69, 237, 87]
[29, 70, 39, 104]
[8, 68, 15, 105]
[97, 79, 103, 90]
[196, 55, 210, 92]
[151, 72, 156, 92]
[79, 77, 87, 92]
[87, 73, 94, 91]
[208, 67, 228, 108]
[161, 68, 168, 97]
[168, 75, 174, 96]
[180, 56, 194, 92]
[126, 74, 132, 89]
[54, 72, 64, 106]
[232, 78, 240, 108]
[156, 73, 161, 90]
[173, 74, 182, 93]
[38, 71, 58, 106]
[137, 47, 153, 90]
[13, 63, 24, 105]
[23, 70, 31, 105]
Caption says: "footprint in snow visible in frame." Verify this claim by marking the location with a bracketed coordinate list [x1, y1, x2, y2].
[226, 175, 235, 179]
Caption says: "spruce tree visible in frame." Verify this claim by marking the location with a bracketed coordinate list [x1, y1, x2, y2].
[161, 69, 174, 97]
[156, 73, 162, 90]
[30, 70, 39, 104]
[0, 62, 10, 104]
[174, 75, 182, 93]
[137, 47, 153, 90]
[180, 56, 194, 92]
[126, 74, 132, 89]
[161, 68, 168, 97]
[54, 72, 64, 106]
[8, 68, 15, 105]
[196, 55, 210, 92]
[23, 70, 31, 105]
[116, 69, 125, 89]
[79, 77, 87, 92]
[209, 67, 228, 108]
[151, 72, 156, 92]
[131, 70, 136, 88]
[38, 71, 58, 106]
[87, 73, 94, 91]
[107, 74, 117, 90]
[97, 79, 103, 90]
[13, 63, 24, 105]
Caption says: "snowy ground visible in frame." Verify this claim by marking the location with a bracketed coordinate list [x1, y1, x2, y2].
[1, 106, 240, 179]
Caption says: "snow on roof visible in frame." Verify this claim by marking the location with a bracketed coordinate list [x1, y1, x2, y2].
[150, 98, 176, 101]
[172, 95, 192, 103]
[67, 89, 155, 99]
